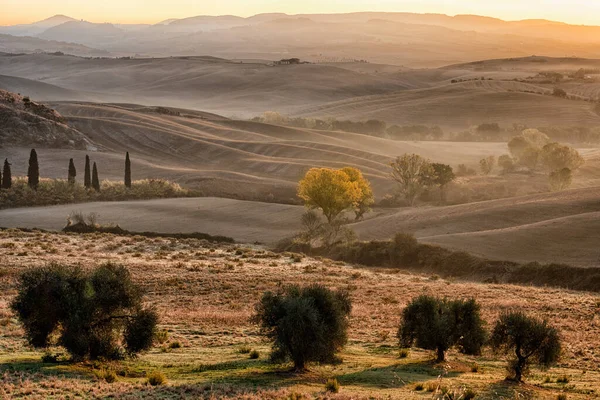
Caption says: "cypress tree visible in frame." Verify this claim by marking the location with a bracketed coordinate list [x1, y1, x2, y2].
[27, 149, 39, 190]
[68, 158, 77, 185]
[125, 152, 131, 189]
[92, 162, 100, 192]
[2, 159, 11, 189]
[84, 155, 91, 189]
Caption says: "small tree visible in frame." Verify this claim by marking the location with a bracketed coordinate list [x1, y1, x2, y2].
[479, 156, 495, 175]
[27, 149, 39, 190]
[125, 152, 132, 189]
[2, 159, 11, 189]
[297, 168, 362, 224]
[390, 154, 434, 206]
[430, 163, 455, 202]
[541, 143, 584, 172]
[552, 87, 567, 98]
[92, 162, 100, 192]
[254, 284, 351, 371]
[490, 312, 561, 382]
[549, 168, 572, 191]
[84, 155, 91, 189]
[11, 263, 158, 360]
[398, 295, 486, 362]
[68, 158, 77, 185]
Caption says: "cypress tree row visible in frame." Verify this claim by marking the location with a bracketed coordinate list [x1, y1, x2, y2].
[68, 158, 77, 185]
[2, 159, 11, 189]
[84, 155, 91, 189]
[92, 162, 100, 192]
[27, 149, 39, 190]
[125, 152, 131, 189]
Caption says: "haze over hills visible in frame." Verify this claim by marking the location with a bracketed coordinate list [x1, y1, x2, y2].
[5, 12, 600, 66]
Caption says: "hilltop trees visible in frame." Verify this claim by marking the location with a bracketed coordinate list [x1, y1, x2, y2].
[125, 152, 132, 189]
[390, 154, 435, 206]
[398, 295, 487, 362]
[68, 158, 77, 185]
[549, 168, 573, 191]
[84, 155, 91, 189]
[491, 312, 561, 382]
[92, 162, 100, 192]
[27, 149, 39, 190]
[254, 284, 351, 371]
[11, 263, 158, 360]
[1, 159, 11, 189]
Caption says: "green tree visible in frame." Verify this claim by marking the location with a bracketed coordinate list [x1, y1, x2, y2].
[430, 163, 455, 202]
[254, 284, 351, 371]
[398, 295, 487, 362]
[125, 152, 132, 189]
[490, 312, 561, 382]
[297, 168, 362, 224]
[92, 162, 100, 192]
[84, 155, 91, 189]
[2, 159, 11, 189]
[27, 149, 39, 190]
[68, 158, 77, 185]
[11, 263, 158, 360]
[390, 154, 434, 206]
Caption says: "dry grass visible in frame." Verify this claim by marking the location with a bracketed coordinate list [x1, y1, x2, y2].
[0, 229, 599, 399]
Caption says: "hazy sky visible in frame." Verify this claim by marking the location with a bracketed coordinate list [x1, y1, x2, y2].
[3, 0, 600, 25]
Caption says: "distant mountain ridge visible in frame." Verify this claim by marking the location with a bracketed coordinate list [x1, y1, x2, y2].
[3, 12, 600, 66]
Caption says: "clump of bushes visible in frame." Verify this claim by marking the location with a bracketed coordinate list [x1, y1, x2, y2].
[146, 370, 166, 386]
[325, 378, 340, 393]
[11, 262, 158, 360]
[253, 284, 352, 371]
[0, 177, 193, 209]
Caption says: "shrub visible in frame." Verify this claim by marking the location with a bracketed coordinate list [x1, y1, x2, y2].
[325, 378, 340, 393]
[249, 349, 260, 359]
[168, 341, 182, 349]
[11, 263, 158, 360]
[498, 155, 516, 174]
[146, 370, 166, 386]
[549, 168, 573, 191]
[414, 383, 424, 391]
[398, 295, 487, 362]
[95, 369, 117, 383]
[253, 284, 352, 371]
[237, 345, 251, 354]
[490, 312, 561, 382]
[399, 348, 409, 358]
[552, 87, 567, 98]
[479, 156, 495, 175]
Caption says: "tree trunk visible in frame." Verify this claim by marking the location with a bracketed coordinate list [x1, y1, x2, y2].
[436, 347, 445, 362]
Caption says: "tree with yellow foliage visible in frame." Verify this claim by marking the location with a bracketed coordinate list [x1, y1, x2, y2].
[298, 167, 373, 224]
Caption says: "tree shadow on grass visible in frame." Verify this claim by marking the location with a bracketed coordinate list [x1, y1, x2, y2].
[0, 358, 88, 381]
[337, 360, 466, 389]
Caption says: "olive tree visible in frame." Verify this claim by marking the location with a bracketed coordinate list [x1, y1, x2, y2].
[11, 263, 158, 360]
[490, 312, 561, 382]
[398, 295, 487, 362]
[254, 285, 352, 371]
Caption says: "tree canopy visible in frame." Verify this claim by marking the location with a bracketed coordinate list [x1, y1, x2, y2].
[398, 295, 487, 362]
[491, 312, 561, 382]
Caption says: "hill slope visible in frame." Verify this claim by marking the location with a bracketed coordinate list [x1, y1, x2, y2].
[0, 90, 90, 149]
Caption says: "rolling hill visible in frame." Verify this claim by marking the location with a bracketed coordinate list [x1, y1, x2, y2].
[1, 185, 599, 267]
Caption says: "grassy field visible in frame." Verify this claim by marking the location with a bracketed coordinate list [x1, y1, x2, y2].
[1, 229, 599, 399]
